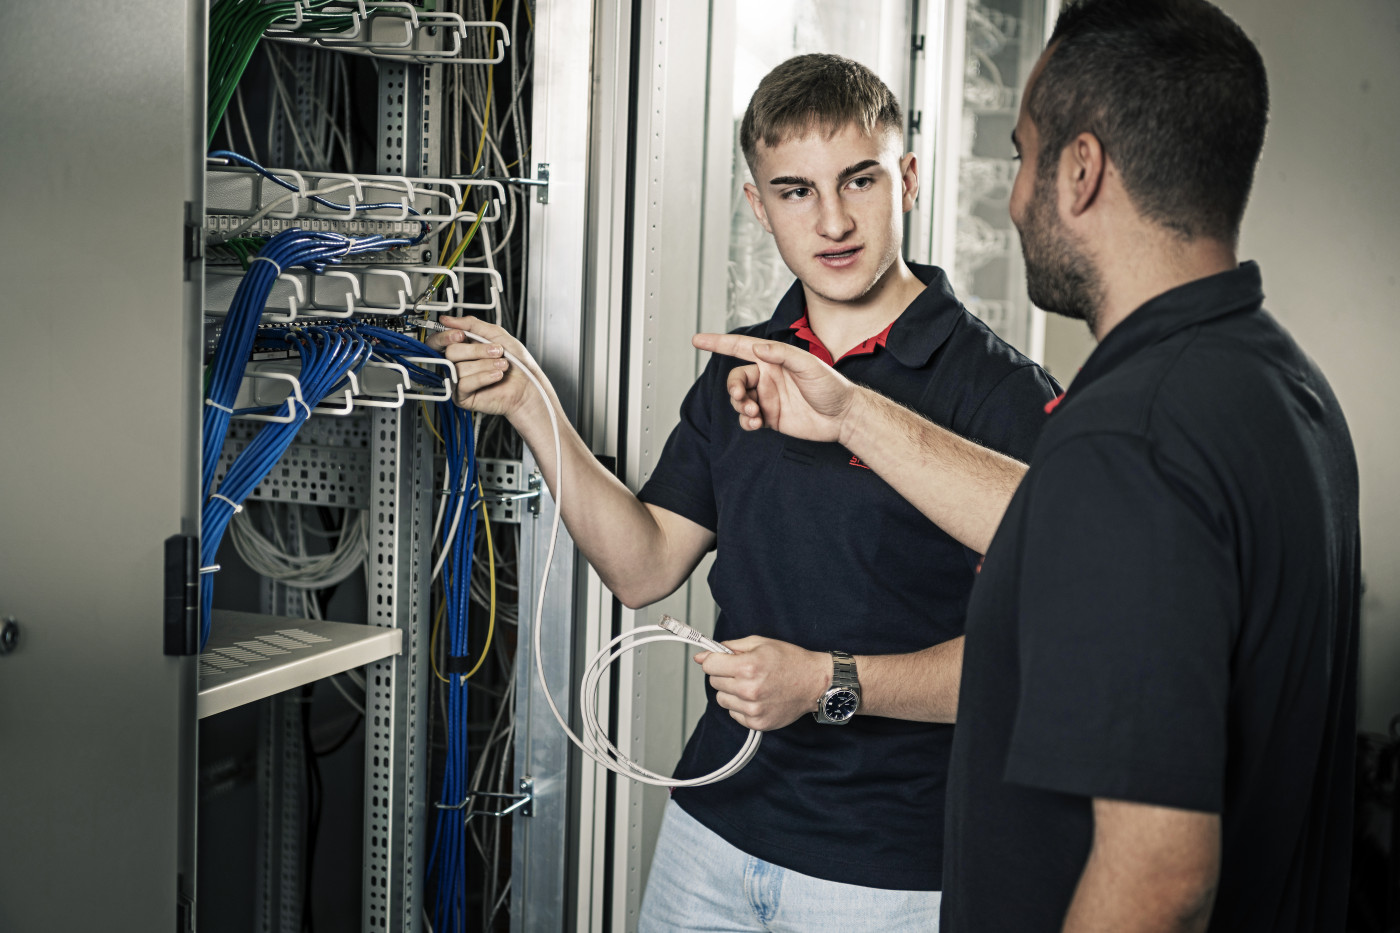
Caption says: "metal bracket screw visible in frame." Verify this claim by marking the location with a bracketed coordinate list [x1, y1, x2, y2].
[479, 470, 544, 518]
[434, 776, 534, 824]
[527, 471, 543, 516]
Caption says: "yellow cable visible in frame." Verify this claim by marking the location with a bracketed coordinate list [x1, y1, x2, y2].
[430, 485, 497, 683]
[429, 595, 450, 684]
[440, 209, 487, 273]
[418, 398, 446, 446]
[470, 54, 495, 178]
[434, 12, 497, 281]
[426, 5, 508, 686]
[521, 0, 533, 31]
[464, 480, 496, 680]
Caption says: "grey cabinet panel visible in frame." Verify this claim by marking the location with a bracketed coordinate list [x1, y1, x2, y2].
[0, 2, 203, 929]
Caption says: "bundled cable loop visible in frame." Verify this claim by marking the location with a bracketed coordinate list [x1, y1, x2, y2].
[200, 223, 438, 650]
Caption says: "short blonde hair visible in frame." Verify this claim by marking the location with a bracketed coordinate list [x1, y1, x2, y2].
[739, 53, 903, 171]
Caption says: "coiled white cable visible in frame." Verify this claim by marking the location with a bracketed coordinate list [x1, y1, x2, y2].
[580, 619, 760, 785]
[437, 323, 760, 785]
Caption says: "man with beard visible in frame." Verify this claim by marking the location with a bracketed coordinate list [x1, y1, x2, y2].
[695, 1, 1360, 931]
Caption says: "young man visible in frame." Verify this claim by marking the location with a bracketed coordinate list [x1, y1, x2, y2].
[699, 3, 1359, 931]
[430, 54, 1056, 929]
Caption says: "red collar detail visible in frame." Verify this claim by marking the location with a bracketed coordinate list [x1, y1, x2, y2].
[1044, 392, 1067, 415]
[790, 314, 895, 366]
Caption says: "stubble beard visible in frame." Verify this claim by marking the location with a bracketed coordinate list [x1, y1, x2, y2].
[1019, 171, 1103, 333]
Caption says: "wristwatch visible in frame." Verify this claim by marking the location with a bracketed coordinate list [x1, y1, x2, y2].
[813, 651, 861, 724]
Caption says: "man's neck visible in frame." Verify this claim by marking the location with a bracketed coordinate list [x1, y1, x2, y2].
[1091, 230, 1237, 341]
[801, 258, 926, 360]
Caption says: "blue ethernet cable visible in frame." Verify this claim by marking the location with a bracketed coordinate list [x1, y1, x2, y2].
[424, 388, 480, 931]
[202, 227, 423, 497]
[200, 226, 413, 649]
[201, 226, 489, 916]
[201, 326, 371, 647]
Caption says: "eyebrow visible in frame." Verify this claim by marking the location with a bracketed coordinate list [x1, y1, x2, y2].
[767, 159, 883, 187]
[1011, 130, 1021, 150]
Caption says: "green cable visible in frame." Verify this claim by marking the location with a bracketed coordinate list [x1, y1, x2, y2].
[206, 0, 355, 146]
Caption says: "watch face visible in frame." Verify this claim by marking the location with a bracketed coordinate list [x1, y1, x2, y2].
[822, 689, 859, 722]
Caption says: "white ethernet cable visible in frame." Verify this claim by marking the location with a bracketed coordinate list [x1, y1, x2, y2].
[421, 320, 760, 786]
[580, 616, 760, 786]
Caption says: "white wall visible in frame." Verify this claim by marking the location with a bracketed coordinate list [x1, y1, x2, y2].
[1226, 0, 1400, 733]
[1042, 0, 1400, 731]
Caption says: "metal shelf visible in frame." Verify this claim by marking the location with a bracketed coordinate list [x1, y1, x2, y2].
[197, 610, 401, 719]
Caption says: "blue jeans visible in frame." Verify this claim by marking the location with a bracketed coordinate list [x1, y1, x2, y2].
[638, 799, 942, 932]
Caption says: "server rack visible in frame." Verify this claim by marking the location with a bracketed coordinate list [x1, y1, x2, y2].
[0, 3, 553, 931]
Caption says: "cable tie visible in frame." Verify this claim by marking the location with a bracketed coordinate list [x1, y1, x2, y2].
[248, 256, 283, 275]
[204, 399, 235, 413]
[209, 493, 243, 513]
[443, 655, 474, 674]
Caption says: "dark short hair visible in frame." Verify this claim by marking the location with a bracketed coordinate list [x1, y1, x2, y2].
[739, 54, 903, 172]
[1031, 0, 1269, 242]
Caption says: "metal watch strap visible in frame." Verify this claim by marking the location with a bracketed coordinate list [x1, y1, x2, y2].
[829, 650, 859, 691]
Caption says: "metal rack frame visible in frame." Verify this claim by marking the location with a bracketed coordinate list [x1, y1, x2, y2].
[215, 53, 448, 933]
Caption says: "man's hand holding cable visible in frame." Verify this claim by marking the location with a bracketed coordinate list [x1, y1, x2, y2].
[425, 315, 716, 610]
[696, 636, 831, 732]
[426, 314, 553, 420]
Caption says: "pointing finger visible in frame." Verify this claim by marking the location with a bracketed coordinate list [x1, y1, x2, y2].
[694, 332, 772, 363]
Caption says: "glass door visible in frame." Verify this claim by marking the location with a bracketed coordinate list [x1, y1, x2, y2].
[928, 0, 1056, 359]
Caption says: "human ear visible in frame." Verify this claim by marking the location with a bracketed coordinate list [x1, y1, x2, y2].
[1065, 132, 1104, 217]
[899, 153, 919, 213]
[743, 182, 774, 234]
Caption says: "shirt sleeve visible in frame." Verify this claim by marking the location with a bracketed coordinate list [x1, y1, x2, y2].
[636, 356, 723, 532]
[1002, 432, 1236, 814]
[963, 363, 1061, 463]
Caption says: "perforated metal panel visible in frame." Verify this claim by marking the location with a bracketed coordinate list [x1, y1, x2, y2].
[255, 695, 306, 933]
[362, 407, 431, 931]
[199, 627, 332, 678]
[255, 513, 310, 933]
[378, 62, 441, 181]
[217, 415, 374, 509]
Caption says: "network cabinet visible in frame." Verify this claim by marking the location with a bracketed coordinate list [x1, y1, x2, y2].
[1, 2, 551, 931]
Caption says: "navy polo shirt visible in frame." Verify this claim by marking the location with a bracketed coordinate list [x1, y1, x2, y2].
[943, 264, 1360, 930]
[638, 262, 1059, 890]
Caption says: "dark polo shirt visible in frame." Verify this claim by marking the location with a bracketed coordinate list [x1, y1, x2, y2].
[639, 262, 1058, 890]
[943, 263, 1360, 930]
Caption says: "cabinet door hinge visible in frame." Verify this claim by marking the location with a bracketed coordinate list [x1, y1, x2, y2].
[183, 201, 203, 282]
[164, 534, 200, 656]
[176, 872, 195, 933]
